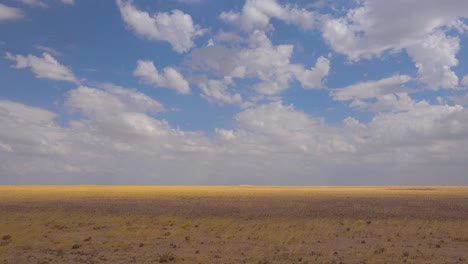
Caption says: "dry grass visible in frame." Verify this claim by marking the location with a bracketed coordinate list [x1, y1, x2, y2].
[0, 186, 467, 263]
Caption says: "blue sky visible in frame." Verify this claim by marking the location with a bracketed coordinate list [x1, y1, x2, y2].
[1, 0, 468, 185]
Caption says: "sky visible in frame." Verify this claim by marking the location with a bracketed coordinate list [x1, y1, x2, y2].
[1, 0, 468, 185]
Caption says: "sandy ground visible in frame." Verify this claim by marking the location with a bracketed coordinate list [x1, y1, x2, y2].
[0, 186, 467, 263]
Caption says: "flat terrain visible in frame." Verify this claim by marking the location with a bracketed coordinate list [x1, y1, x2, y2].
[0, 186, 467, 264]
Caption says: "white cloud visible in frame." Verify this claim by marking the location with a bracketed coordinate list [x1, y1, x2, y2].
[116, 0, 204, 53]
[348, 103, 467, 150]
[406, 31, 460, 89]
[0, 99, 68, 161]
[461, 74, 468, 87]
[332, 75, 412, 101]
[2, 1, 468, 185]
[320, 0, 468, 89]
[5, 52, 78, 83]
[0, 87, 213, 183]
[66, 86, 168, 137]
[189, 31, 330, 96]
[17, 0, 48, 8]
[331, 75, 419, 112]
[61, 0, 74, 5]
[294, 56, 330, 89]
[448, 93, 468, 106]
[34, 45, 62, 57]
[196, 78, 242, 105]
[133, 60, 190, 95]
[220, 0, 316, 32]
[0, 4, 24, 20]
[1, 92, 468, 184]
[67, 84, 164, 116]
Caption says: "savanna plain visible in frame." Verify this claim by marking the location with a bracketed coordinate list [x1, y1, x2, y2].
[0, 186, 467, 264]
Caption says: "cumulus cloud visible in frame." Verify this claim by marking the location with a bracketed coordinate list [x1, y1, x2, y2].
[447, 93, 468, 106]
[0, 86, 211, 183]
[220, 0, 316, 32]
[5, 52, 78, 83]
[320, 0, 468, 89]
[1, 89, 468, 184]
[196, 77, 242, 105]
[116, 0, 204, 53]
[461, 74, 468, 87]
[189, 31, 330, 96]
[2, 1, 468, 185]
[0, 4, 24, 20]
[133, 60, 190, 95]
[294, 56, 330, 89]
[406, 31, 460, 89]
[332, 75, 413, 102]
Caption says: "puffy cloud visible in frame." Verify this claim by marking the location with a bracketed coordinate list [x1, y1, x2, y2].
[231, 101, 355, 155]
[320, 0, 468, 89]
[461, 74, 468, 87]
[293, 56, 330, 89]
[330, 75, 428, 113]
[448, 93, 468, 106]
[134, 60, 190, 95]
[0, 86, 215, 183]
[66, 86, 169, 137]
[61, 0, 74, 5]
[0, 100, 68, 162]
[116, 0, 204, 53]
[234, 31, 297, 94]
[5, 52, 78, 83]
[66, 85, 164, 116]
[220, 0, 316, 32]
[0, 4, 24, 20]
[346, 103, 468, 152]
[196, 78, 242, 105]
[1, 92, 468, 184]
[406, 31, 460, 89]
[331, 75, 413, 101]
[189, 31, 330, 96]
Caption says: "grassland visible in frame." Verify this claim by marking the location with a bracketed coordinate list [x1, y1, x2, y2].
[0, 186, 467, 263]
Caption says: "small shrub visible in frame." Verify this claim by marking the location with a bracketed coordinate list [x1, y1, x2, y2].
[374, 248, 385, 254]
[159, 253, 175, 263]
[71, 244, 80, 249]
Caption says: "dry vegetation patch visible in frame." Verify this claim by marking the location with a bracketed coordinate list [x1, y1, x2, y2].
[0, 186, 467, 263]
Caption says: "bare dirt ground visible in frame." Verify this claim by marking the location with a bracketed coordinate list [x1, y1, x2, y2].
[0, 186, 467, 264]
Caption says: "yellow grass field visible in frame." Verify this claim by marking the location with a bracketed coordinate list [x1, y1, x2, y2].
[0, 186, 467, 263]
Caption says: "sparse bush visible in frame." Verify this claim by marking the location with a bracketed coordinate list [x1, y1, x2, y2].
[71, 244, 80, 249]
[158, 253, 175, 263]
[374, 248, 385, 254]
